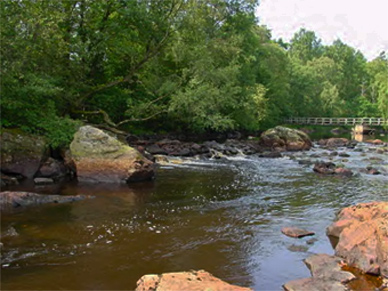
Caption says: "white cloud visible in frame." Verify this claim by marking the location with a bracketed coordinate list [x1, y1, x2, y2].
[256, 0, 388, 60]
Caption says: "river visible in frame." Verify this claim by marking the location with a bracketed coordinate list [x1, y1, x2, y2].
[1, 138, 387, 290]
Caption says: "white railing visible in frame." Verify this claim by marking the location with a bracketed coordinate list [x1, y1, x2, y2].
[284, 117, 388, 126]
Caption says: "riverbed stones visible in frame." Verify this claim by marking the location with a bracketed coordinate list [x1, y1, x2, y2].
[334, 168, 353, 177]
[259, 151, 283, 158]
[0, 191, 94, 210]
[366, 166, 381, 175]
[135, 270, 252, 291]
[313, 162, 336, 174]
[1, 129, 48, 178]
[259, 126, 312, 151]
[70, 126, 154, 183]
[326, 201, 388, 277]
[281, 227, 315, 238]
[283, 254, 355, 291]
[318, 138, 350, 147]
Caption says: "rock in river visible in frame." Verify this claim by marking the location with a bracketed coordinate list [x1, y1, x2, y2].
[281, 227, 315, 238]
[70, 126, 154, 183]
[313, 162, 336, 175]
[283, 254, 355, 291]
[258, 126, 312, 151]
[326, 201, 388, 277]
[1, 129, 47, 178]
[0, 191, 94, 210]
[135, 270, 252, 291]
[318, 138, 350, 148]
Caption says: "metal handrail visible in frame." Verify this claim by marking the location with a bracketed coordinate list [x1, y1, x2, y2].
[283, 117, 388, 126]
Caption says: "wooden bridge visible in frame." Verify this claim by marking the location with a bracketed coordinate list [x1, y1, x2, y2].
[284, 117, 388, 126]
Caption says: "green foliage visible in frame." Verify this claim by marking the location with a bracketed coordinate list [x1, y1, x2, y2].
[38, 114, 81, 149]
[1, 0, 386, 139]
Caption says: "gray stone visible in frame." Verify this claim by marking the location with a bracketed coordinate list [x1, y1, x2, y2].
[283, 254, 355, 291]
[0, 191, 94, 210]
[281, 227, 315, 238]
[1, 129, 47, 178]
[283, 278, 348, 291]
[259, 126, 312, 151]
[33, 177, 54, 185]
[70, 126, 154, 183]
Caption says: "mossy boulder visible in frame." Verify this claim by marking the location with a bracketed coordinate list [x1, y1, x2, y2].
[70, 126, 154, 183]
[1, 129, 48, 178]
[259, 126, 312, 151]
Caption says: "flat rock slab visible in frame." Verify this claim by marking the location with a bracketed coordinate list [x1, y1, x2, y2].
[326, 201, 388, 277]
[0, 191, 94, 210]
[283, 278, 348, 291]
[135, 270, 252, 291]
[282, 227, 315, 238]
[283, 254, 355, 291]
[305, 254, 355, 283]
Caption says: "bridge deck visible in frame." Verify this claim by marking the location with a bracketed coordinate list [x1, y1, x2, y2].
[284, 117, 387, 126]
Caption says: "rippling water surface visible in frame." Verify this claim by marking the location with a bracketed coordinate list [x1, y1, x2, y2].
[1, 142, 387, 290]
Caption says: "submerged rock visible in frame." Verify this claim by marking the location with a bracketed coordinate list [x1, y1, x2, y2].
[135, 270, 252, 291]
[281, 227, 315, 238]
[259, 151, 283, 158]
[259, 126, 312, 151]
[326, 201, 388, 277]
[334, 168, 353, 177]
[313, 162, 336, 175]
[0, 191, 94, 210]
[70, 126, 154, 183]
[366, 167, 381, 175]
[313, 162, 353, 177]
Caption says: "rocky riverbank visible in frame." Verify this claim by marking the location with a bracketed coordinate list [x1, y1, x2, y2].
[2, 125, 387, 187]
[1, 126, 313, 186]
[283, 201, 388, 291]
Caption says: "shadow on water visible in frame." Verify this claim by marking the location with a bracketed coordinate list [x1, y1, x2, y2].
[1, 144, 387, 290]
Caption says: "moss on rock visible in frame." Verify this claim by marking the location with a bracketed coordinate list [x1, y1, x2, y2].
[1, 129, 48, 178]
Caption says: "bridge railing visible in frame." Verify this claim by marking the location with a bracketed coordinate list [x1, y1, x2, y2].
[283, 117, 388, 126]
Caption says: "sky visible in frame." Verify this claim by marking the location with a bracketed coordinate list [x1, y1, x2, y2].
[256, 0, 388, 60]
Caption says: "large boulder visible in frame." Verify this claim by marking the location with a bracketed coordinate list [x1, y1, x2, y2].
[258, 126, 312, 151]
[70, 126, 154, 183]
[135, 270, 252, 291]
[326, 202, 388, 277]
[1, 129, 47, 178]
[0, 191, 93, 211]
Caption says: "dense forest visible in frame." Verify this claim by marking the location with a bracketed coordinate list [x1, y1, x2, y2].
[1, 0, 387, 147]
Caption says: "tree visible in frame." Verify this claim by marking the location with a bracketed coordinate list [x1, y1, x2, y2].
[289, 28, 323, 64]
[323, 40, 367, 115]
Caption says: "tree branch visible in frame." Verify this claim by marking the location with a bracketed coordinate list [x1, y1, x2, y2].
[73, 107, 168, 129]
[117, 110, 168, 126]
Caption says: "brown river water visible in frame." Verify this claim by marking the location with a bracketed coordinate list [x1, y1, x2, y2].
[1, 140, 388, 290]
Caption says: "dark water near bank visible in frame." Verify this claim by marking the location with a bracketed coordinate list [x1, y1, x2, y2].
[1, 141, 388, 290]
